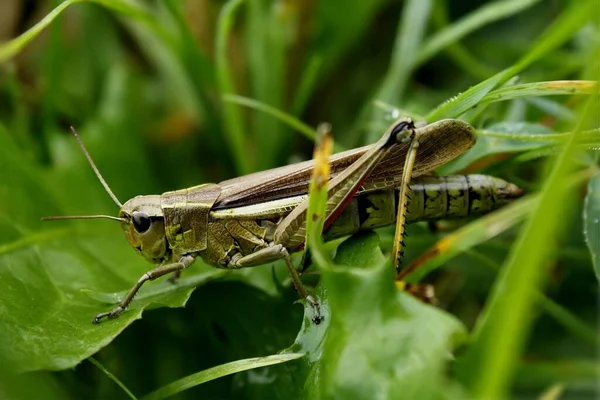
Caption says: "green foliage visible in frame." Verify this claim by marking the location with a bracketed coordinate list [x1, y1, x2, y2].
[0, 0, 598, 399]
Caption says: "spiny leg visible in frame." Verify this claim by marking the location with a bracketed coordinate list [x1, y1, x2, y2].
[92, 255, 195, 324]
[392, 130, 420, 275]
[391, 131, 439, 304]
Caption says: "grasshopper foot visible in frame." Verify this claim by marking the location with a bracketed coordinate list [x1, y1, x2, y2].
[166, 270, 182, 284]
[306, 295, 324, 325]
[92, 306, 125, 324]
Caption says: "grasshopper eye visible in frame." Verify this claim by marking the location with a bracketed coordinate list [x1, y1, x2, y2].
[132, 211, 151, 233]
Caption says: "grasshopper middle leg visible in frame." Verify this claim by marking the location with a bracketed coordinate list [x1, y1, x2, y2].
[228, 245, 323, 323]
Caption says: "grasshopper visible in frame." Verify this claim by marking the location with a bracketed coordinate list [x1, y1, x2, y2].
[44, 118, 523, 324]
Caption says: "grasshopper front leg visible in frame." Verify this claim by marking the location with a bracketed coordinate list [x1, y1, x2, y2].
[92, 255, 196, 324]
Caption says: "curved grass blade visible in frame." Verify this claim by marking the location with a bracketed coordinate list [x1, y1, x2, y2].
[477, 128, 600, 143]
[0, 0, 78, 63]
[0, 0, 165, 64]
[216, 0, 251, 174]
[479, 80, 598, 107]
[88, 357, 137, 400]
[223, 94, 319, 145]
[363, 0, 432, 143]
[462, 91, 597, 400]
[415, 0, 541, 67]
[426, 0, 597, 121]
[583, 173, 600, 281]
[142, 353, 304, 400]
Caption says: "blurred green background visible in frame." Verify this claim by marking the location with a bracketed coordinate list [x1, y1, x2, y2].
[0, 0, 598, 399]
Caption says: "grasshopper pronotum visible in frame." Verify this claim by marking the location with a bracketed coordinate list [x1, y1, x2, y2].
[44, 118, 524, 324]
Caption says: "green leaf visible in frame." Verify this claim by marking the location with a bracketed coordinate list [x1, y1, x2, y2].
[583, 173, 600, 281]
[298, 232, 467, 399]
[0, 124, 222, 372]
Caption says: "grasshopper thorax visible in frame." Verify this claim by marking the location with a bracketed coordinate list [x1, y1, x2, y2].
[119, 195, 171, 264]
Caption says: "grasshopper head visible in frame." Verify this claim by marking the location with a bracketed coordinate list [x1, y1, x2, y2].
[42, 127, 172, 265]
[119, 195, 171, 264]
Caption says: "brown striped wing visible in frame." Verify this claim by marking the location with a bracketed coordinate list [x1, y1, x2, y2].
[214, 119, 475, 209]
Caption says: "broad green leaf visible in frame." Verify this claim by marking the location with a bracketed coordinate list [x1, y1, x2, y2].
[0, 124, 221, 372]
[292, 232, 467, 399]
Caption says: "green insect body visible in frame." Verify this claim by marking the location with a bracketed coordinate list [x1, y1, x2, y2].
[44, 119, 524, 323]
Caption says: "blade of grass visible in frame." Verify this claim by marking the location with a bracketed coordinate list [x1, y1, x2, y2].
[466, 250, 598, 347]
[142, 353, 304, 400]
[478, 128, 600, 143]
[246, 0, 290, 169]
[216, 0, 252, 174]
[223, 94, 317, 143]
[292, 54, 323, 117]
[362, 0, 433, 144]
[479, 80, 598, 106]
[427, 0, 495, 80]
[583, 173, 600, 280]
[463, 88, 596, 400]
[305, 123, 334, 268]
[527, 97, 576, 122]
[380, 0, 432, 103]
[0, 0, 173, 64]
[415, 0, 541, 67]
[0, 0, 77, 63]
[533, 292, 598, 347]
[426, 0, 597, 121]
[88, 357, 137, 400]
[223, 94, 345, 152]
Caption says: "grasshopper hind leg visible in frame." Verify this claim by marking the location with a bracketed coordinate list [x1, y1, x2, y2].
[391, 126, 439, 303]
[392, 127, 420, 273]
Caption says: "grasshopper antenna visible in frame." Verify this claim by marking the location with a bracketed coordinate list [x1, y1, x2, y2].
[70, 126, 122, 208]
[41, 215, 127, 223]
[41, 127, 125, 223]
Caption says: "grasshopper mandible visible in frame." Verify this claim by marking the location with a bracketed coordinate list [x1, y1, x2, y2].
[44, 118, 524, 324]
